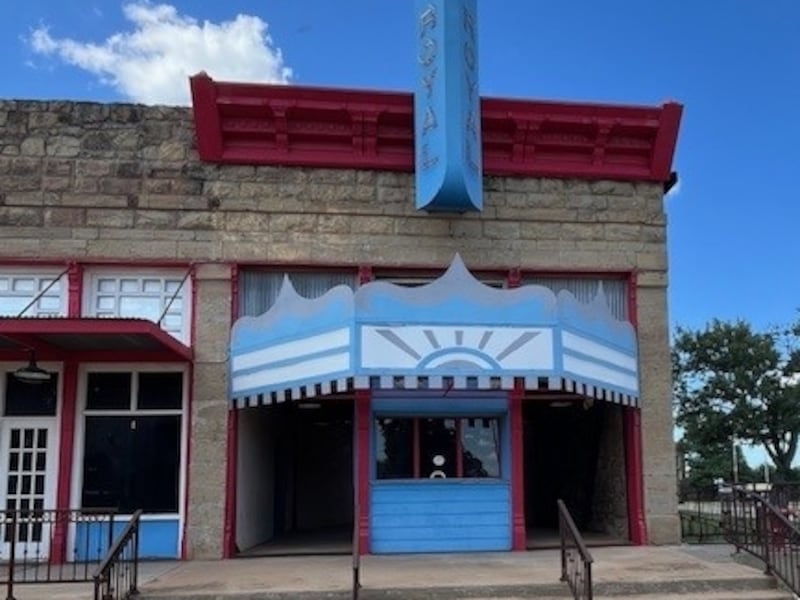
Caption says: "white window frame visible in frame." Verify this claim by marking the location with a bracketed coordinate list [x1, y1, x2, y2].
[82, 269, 192, 344]
[0, 267, 68, 318]
[69, 363, 189, 558]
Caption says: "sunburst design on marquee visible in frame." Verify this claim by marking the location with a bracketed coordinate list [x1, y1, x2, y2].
[374, 328, 541, 370]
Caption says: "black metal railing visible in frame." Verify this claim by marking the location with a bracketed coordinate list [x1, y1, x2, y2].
[2, 508, 117, 600]
[722, 485, 800, 595]
[92, 509, 142, 600]
[762, 482, 800, 512]
[678, 483, 725, 543]
[558, 499, 594, 600]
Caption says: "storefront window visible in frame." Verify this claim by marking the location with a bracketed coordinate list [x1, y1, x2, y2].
[375, 416, 501, 480]
[83, 270, 191, 343]
[3, 372, 59, 416]
[81, 370, 183, 514]
[0, 270, 66, 317]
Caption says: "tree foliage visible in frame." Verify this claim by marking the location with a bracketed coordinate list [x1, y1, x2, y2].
[673, 318, 800, 481]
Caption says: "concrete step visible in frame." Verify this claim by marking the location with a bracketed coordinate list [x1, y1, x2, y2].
[135, 579, 792, 600]
[468, 593, 794, 600]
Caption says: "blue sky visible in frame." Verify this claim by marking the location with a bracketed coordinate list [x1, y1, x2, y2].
[1, 0, 799, 334]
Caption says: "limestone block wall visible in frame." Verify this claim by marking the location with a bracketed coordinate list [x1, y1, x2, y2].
[0, 99, 678, 554]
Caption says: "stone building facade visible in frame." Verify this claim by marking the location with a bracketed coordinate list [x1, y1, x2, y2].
[0, 83, 680, 560]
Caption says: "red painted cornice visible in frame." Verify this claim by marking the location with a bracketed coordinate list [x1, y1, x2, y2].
[190, 73, 682, 184]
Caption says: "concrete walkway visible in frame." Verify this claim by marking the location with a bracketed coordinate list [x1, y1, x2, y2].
[5, 545, 783, 600]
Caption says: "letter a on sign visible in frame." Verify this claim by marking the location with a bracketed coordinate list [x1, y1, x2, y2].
[413, 0, 483, 213]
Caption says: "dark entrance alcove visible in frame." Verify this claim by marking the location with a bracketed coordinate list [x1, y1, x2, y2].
[523, 398, 610, 542]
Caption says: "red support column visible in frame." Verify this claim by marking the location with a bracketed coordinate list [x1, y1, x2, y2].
[624, 407, 648, 545]
[222, 408, 238, 558]
[510, 381, 526, 550]
[51, 360, 79, 564]
[624, 270, 647, 544]
[355, 390, 371, 554]
[67, 261, 82, 317]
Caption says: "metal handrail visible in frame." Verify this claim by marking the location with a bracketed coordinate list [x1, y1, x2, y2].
[722, 485, 800, 595]
[558, 499, 594, 600]
[92, 509, 142, 600]
[2, 507, 117, 600]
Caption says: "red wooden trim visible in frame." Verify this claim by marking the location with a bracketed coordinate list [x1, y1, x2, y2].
[230, 264, 240, 321]
[0, 348, 191, 363]
[67, 262, 81, 318]
[357, 265, 373, 285]
[189, 73, 224, 158]
[0, 318, 193, 361]
[191, 76, 682, 185]
[356, 390, 371, 554]
[510, 382, 526, 550]
[650, 102, 683, 181]
[221, 407, 238, 558]
[624, 407, 648, 545]
[227, 259, 630, 279]
[627, 270, 639, 328]
[51, 361, 78, 564]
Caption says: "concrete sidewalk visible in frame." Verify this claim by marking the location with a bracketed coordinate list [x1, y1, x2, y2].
[5, 545, 782, 600]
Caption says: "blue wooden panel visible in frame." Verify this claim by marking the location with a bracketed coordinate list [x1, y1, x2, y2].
[74, 518, 179, 560]
[370, 482, 511, 553]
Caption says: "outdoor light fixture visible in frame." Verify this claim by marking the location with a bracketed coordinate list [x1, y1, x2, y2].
[14, 350, 52, 384]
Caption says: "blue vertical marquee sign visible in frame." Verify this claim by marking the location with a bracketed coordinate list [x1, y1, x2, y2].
[414, 0, 483, 212]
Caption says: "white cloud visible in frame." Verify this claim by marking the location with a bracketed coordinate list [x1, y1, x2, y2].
[666, 177, 681, 198]
[29, 2, 292, 106]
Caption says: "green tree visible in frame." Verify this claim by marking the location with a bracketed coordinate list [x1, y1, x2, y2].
[673, 318, 800, 481]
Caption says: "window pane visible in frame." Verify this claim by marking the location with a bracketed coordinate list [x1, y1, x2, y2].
[82, 416, 130, 510]
[120, 279, 139, 293]
[375, 418, 413, 479]
[119, 296, 160, 320]
[138, 372, 183, 410]
[97, 279, 117, 292]
[461, 418, 501, 478]
[82, 415, 180, 513]
[12, 279, 35, 292]
[96, 296, 115, 310]
[38, 296, 61, 311]
[132, 416, 180, 512]
[142, 279, 162, 293]
[4, 373, 59, 416]
[420, 418, 457, 479]
[239, 271, 357, 317]
[86, 372, 131, 410]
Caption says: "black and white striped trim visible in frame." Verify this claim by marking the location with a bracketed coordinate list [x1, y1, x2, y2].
[232, 374, 639, 408]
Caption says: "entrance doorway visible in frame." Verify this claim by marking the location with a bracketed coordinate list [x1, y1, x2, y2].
[523, 398, 628, 547]
[236, 399, 354, 556]
[0, 371, 59, 562]
[0, 420, 58, 561]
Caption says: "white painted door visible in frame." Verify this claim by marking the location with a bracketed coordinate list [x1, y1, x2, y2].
[0, 419, 58, 561]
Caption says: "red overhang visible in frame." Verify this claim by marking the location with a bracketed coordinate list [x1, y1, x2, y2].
[190, 72, 682, 185]
[0, 318, 193, 362]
